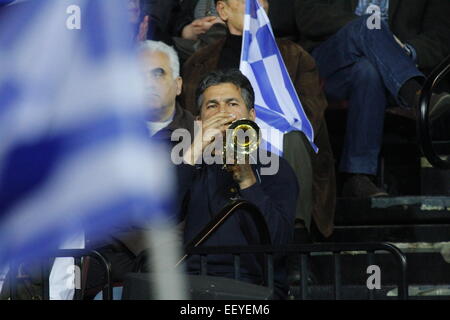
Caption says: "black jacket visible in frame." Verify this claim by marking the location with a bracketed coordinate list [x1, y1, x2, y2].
[295, 0, 450, 71]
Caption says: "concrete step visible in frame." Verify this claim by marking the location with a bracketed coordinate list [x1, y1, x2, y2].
[301, 251, 450, 286]
[288, 284, 450, 300]
[334, 197, 450, 226]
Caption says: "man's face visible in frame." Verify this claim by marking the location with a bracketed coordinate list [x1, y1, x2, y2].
[200, 82, 256, 122]
[140, 50, 182, 121]
[217, 0, 269, 35]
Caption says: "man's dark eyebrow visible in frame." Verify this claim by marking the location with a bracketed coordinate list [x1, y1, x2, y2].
[205, 99, 219, 105]
[205, 97, 241, 105]
[224, 97, 241, 103]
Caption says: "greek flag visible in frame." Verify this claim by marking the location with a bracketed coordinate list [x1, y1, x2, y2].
[239, 0, 317, 155]
[0, 0, 173, 267]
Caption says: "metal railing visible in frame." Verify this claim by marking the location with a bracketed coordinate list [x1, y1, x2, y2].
[418, 54, 450, 170]
[186, 242, 409, 300]
[6, 243, 408, 300]
[5, 199, 409, 300]
[130, 200, 410, 300]
[7, 249, 113, 300]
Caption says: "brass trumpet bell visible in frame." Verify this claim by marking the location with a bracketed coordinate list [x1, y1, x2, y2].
[223, 119, 260, 165]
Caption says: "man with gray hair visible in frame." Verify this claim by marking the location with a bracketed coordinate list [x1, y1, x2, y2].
[138, 40, 195, 137]
[180, 69, 298, 299]
[84, 40, 195, 297]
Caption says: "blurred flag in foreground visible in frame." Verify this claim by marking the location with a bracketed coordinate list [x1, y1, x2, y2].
[0, 0, 173, 266]
[239, 0, 317, 155]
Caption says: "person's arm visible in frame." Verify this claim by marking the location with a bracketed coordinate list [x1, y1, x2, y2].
[172, 0, 225, 40]
[135, 0, 178, 43]
[236, 160, 298, 246]
[401, 0, 450, 71]
[182, 16, 225, 41]
[172, 0, 198, 37]
[177, 113, 237, 219]
[294, 0, 357, 40]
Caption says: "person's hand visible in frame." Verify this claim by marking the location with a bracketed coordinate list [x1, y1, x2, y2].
[183, 112, 236, 166]
[136, 15, 149, 43]
[181, 16, 225, 40]
[226, 163, 257, 190]
[224, 148, 257, 190]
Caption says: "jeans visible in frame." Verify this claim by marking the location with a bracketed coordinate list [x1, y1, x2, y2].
[312, 15, 424, 175]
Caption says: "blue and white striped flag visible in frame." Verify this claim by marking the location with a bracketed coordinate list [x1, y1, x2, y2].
[239, 0, 317, 155]
[0, 0, 173, 266]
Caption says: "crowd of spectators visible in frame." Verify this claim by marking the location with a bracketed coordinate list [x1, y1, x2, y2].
[137, 0, 450, 207]
[104, 0, 450, 299]
[1, 0, 449, 300]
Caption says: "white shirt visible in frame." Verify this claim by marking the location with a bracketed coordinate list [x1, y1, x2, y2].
[146, 112, 175, 137]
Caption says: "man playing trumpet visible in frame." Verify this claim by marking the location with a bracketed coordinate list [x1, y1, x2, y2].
[179, 69, 298, 299]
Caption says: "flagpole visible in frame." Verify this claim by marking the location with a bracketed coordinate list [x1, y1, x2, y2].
[146, 220, 188, 300]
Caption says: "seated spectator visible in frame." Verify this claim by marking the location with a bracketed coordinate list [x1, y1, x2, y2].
[181, 0, 336, 238]
[173, 0, 299, 42]
[130, 0, 180, 44]
[172, 0, 227, 64]
[85, 40, 195, 294]
[294, 0, 450, 198]
[170, 0, 302, 64]
[129, 0, 147, 41]
[179, 69, 298, 299]
[141, 0, 180, 44]
[173, 0, 224, 41]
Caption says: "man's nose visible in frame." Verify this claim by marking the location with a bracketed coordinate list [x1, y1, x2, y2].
[219, 103, 228, 113]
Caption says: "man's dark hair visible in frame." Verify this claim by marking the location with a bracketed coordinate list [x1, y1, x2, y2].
[195, 69, 255, 114]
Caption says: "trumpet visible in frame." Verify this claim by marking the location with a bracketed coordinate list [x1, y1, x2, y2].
[223, 119, 260, 167]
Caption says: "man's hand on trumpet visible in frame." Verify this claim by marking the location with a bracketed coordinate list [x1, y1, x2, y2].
[226, 162, 257, 190]
[183, 111, 236, 166]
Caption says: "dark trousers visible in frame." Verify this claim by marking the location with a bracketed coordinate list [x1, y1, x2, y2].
[312, 15, 424, 175]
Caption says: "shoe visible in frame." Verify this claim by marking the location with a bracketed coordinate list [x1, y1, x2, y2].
[341, 174, 389, 198]
[387, 92, 450, 122]
[386, 106, 416, 121]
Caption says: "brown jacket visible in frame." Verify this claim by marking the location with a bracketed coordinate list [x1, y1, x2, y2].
[181, 38, 336, 237]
